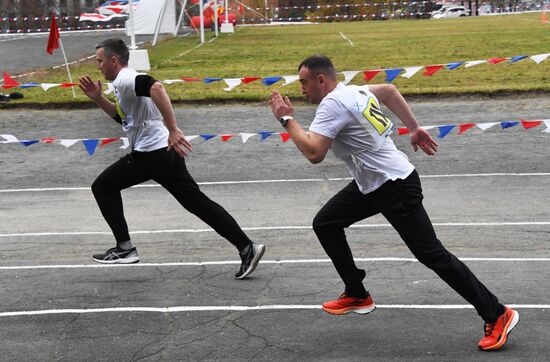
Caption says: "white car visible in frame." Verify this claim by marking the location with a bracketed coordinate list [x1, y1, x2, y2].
[431, 6, 468, 18]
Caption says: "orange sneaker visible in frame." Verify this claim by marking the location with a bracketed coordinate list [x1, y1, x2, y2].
[478, 306, 519, 351]
[322, 292, 375, 315]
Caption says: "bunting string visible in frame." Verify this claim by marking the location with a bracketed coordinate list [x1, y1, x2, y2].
[2, 51, 549, 92]
[2, 119, 549, 156]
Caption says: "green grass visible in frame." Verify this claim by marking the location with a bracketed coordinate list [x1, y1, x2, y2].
[8, 13, 550, 105]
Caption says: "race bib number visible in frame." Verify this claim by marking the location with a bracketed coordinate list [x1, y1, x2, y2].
[361, 97, 392, 135]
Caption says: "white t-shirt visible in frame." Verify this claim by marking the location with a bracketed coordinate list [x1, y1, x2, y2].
[112, 67, 169, 151]
[309, 82, 415, 194]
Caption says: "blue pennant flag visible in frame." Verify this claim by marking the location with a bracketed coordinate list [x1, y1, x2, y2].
[259, 131, 274, 141]
[509, 55, 528, 63]
[19, 140, 39, 147]
[199, 134, 216, 142]
[437, 125, 455, 139]
[384, 68, 403, 83]
[82, 139, 99, 155]
[19, 82, 41, 88]
[203, 78, 223, 84]
[262, 77, 283, 86]
[446, 62, 464, 70]
[501, 121, 519, 129]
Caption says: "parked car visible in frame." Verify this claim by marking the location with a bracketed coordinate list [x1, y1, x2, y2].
[431, 6, 468, 19]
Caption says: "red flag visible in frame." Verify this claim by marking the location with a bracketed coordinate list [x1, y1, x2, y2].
[363, 70, 381, 82]
[397, 127, 409, 135]
[46, 14, 60, 55]
[520, 120, 542, 129]
[221, 134, 235, 142]
[2, 72, 21, 89]
[458, 123, 475, 134]
[488, 57, 507, 65]
[279, 132, 291, 143]
[422, 65, 444, 76]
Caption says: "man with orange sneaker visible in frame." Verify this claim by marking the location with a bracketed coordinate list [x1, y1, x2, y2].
[268, 55, 519, 350]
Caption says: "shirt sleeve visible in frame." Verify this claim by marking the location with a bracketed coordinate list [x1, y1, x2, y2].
[308, 98, 348, 139]
[134, 74, 157, 97]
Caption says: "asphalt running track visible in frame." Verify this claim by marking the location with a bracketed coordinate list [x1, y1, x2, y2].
[1, 98, 549, 360]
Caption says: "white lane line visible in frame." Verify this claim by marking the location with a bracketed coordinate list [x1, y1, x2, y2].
[1, 172, 549, 193]
[0, 304, 548, 317]
[339, 32, 354, 46]
[1, 222, 549, 238]
[1, 257, 550, 271]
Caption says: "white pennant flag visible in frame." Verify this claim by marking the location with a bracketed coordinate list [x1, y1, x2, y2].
[464, 60, 486, 68]
[41, 83, 60, 91]
[530, 53, 550, 64]
[423, 125, 437, 130]
[240, 133, 257, 143]
[476, 122, 498, 131]
[341, 71, 359, 84]
[119, 137, 130, 149]
[542, 120, 550, 133]
[185, 135, 199, 142]
[0, 134, 19, 143]
[282, 75, 299, 86]
[400, 66, 424, 79]
[104, 82, 115, 95]
[223, 78, 242, 92]
[59, 139, 80, 148]
[163, 79, 183, 85]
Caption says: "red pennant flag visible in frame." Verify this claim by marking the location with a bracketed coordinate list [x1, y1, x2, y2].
[46, 14, 60, 55]
[397, 127, 409, 135]
[520, 120, 542, 129]
[458, 123, 475, 134]
[100, 138, 120, 147]
[40, 137, 58, 144]
[363, 70, 381, 82]
[241, 77, 261, 84]
[422, 65, 444, 76]
[2, 72, 21, 89]
[279, 132, 291, 143]
[221, 134, 235, 142]
[488, 58, 507, 65]
[181, 77, 201, 82]
[60, 82, 79, 88]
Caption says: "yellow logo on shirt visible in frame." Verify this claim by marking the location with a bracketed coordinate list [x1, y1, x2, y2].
[362, 98, 392, 135]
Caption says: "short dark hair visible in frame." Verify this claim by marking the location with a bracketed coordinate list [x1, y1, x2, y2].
[298, 55, 337, 81]
[96, 38, 130, 65]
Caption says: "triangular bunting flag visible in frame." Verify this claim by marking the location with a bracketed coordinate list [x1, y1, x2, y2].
[259, 131, 274, 141]
[119, 137, 130, 149]
[279, 132, 291, 143]
[488, 58, 508, 65]
[240, 133, 257, 143]
[542, 121, 550, 133]
[341, 71, 359, 85]
[509, 55, 527, 63]
[220, 134, 235, 142]
[185, 135, 199, 142]
[423, 65, 444, 76]
[384, 68, 403, 83]
[262, 77, 283, 86]
[104, 82, 115, 94]
[400, 66, 423, 79]
[0, 134, 20, 143]
[437, 125, 455, 138]
[19, 139, 40, 147]
[397, 127, 409, 135]
[181, 77, 202, 82]
[446, 62, 464, 70]
[241, 77, 261, 84]
[2, 72, 21, 89]
[60, 82, 79, 88]
[363, 70, 381, 82]
[100, 137, 120, 147]
[19, 82, 41, 88]
[282, 75, 299, 86]
[530, 53, 550, 64]
[41, 83, 60, 91]
[82, 139, 99, 155]
[59, 139, 80, 148]
[464, 60, 486, 68]
[476, 122, 498, 131]
[223, 78, 242, 92]
[199, 134, 217, 141]
[40, 137, 58, 144]
[520, 120, 542, 129]
[458, 123, 475, 134]
[163, 79, 183, 84]
[203, 78, 223, 84]
[501, 121, 519, 129]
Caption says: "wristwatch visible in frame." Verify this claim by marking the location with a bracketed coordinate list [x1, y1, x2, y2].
[279, 115, 293, 127]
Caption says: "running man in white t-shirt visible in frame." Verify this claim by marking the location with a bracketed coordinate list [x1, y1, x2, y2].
[78, 38, 264, 279]
[268, 55, 518, 350]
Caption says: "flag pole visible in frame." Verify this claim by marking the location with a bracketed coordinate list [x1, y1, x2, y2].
[58, 36, 76, 98]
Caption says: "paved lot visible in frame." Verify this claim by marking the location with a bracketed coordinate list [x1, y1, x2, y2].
[0, 97, 549, 360]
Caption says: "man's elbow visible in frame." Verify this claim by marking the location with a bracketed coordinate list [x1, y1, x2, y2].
[306, 152, 326, 164]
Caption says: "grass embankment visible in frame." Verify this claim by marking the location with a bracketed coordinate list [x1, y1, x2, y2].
[7, 13, 550, 106]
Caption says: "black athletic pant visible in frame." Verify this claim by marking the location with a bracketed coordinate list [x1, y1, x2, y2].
[312, 170, 505, 323]
[91, 148, 251, 252]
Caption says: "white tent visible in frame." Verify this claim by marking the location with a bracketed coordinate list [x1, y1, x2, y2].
[126, 0, 176, 35]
